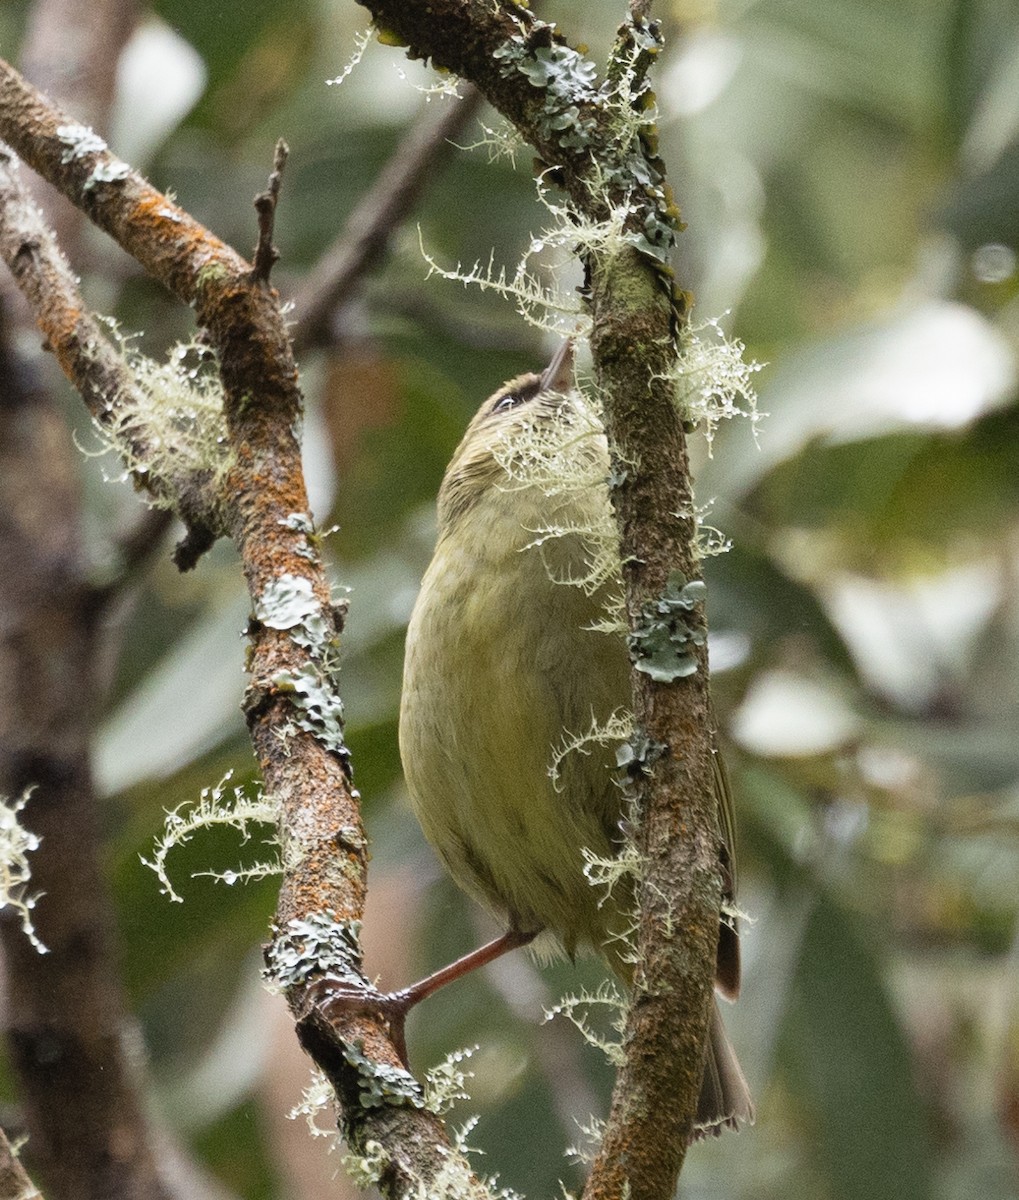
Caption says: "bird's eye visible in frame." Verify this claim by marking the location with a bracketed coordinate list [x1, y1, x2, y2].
[493, 391, 523, 413]
[491, 379, 541, 414]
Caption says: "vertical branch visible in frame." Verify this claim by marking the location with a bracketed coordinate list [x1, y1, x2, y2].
[339, 4, 726, 1194]
[0, 306, 171, 1200]
[252, 139, 288, 283]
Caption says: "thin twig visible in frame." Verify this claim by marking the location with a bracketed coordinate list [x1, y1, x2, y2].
[0, 1123, 42, 1200]
[252, 138, 289, 283]
[293, 86, 484, 352]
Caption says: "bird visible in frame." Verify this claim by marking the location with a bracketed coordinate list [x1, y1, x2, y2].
[398, 340, 753, 1138]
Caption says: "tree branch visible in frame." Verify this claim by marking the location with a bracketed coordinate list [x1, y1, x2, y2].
[0, 143, 222, 566]
[252, 138, 288, 284]
[0, 297, 172, 1200]
[0, 55, 486, 1200]
[349, 5, 721, 1196]
[19, 0, 138, 261]
[0, 1123, 42, 1200]
[293, 84, 483, 353]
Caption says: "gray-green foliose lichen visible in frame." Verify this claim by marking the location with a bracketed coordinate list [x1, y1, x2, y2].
[628, 570, 707, 682]
[256, 572, 331, 651]
[266, 916, 424, 1114]
[341, 1041, 424, 1112]
[273, 662, 348, 759]
[264, 912, 364, 988]
[56, 124, 108, 162]
[493, 15, 677, 263]
[84, 160, 130, 190]
[278, 512, 318, 561]
[615, 731, 667, 792]
[256, 569, 349, 761]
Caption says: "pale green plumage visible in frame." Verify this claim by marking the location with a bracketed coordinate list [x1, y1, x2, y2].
[400, 402, 629, 953]
[399, 361, 753, 1136]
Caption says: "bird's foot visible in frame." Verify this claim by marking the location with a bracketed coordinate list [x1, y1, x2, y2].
[307, 928, 539, 1067]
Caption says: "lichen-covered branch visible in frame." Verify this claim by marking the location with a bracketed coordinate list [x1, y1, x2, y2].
[0, 143, 221, 568]
[350, 4, 722, 1196]
[0, 55, 484, 1200]
[18, 0, 138, 260]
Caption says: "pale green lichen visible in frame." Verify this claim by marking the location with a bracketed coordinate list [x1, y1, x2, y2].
[549, 709, 634, 792]
[291, 1071, 398, 1188]
[492, 15, 678, 263]
[664, 317, 764, 452]
[85, 332, 233, 511]
[544, 981, 628, 1067]
[565, 1114, 608, 1168]
[341, 1138, 391, 1188]
[581, 840, 643, 922]
[0, 789, 46, 954]
[422, 1046, 478, 1115]
[291, 1067, 337, 1139]
[142, 771, 279, 903]
[454, 118, 526, 168]
[420, 231, 583, 337]
[195, 261, 230, 292]
[491, 386, 624, 608]
[327, 27, 372, 86]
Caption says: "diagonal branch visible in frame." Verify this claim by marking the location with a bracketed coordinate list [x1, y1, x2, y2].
[0, 1122, 43, 1200]
[0, 56, 484, 1200]
[293, 84, 484, 352]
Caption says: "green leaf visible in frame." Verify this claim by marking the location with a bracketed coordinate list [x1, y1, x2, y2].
[781, 894, 936, 1200]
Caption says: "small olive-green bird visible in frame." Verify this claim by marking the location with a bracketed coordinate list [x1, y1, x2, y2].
[399, 342, 753, 1138]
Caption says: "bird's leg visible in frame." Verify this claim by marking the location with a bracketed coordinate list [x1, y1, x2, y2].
[309, 928, 539, 1066]
[390, 927, 538, 1011]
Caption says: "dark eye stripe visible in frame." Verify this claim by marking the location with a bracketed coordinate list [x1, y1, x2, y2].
[491, 379, 541, 414]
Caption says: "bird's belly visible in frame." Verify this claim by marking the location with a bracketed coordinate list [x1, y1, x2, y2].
[400, 499, 629, 953]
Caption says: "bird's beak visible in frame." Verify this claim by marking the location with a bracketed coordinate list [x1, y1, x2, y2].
[539, 339, 575, 393]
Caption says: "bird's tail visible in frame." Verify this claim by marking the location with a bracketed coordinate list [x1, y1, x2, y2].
[693, 1000, 755, 1141]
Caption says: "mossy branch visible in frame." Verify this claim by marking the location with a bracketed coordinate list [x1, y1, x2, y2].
[350, 4, 725, 1196]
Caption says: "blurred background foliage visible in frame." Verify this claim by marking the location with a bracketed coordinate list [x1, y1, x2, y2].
[1, 0, 1018, 1198]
